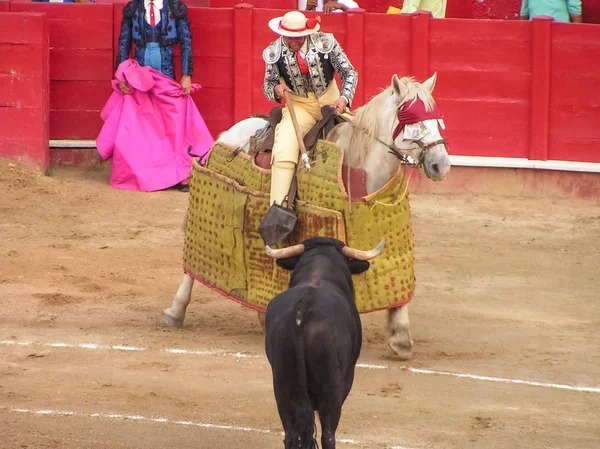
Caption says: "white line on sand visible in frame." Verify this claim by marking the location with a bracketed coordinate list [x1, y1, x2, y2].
[2, 339, 598, 394]
[0, 405, 420, 448]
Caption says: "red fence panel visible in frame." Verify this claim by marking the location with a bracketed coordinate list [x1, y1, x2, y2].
[0, 12, 49, 170]
[429, 18, 531, 158]
[250, 8, 280, 114]
[10, 3, 113, 140]
[1, 4, 599, 166]
[177, 7, 235, 136]
[584, 0, 600, 23]
[211, 0, 294, 7]
[529, 16, 552, 161]
[549, 22, 600, 163]
[363, 13, 411, 100]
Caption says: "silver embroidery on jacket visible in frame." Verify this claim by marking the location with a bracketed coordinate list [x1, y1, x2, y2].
[262, 33, 358, 106]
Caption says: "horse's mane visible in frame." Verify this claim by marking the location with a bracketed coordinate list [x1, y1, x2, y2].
[346, 77, 436, 168]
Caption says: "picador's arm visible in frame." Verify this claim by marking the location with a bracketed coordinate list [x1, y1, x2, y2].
[263, 39, 283, 103]
[263, 63, 282, 103]
[329, 38, 358, 108]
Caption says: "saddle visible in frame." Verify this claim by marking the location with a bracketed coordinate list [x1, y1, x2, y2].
[248, 105, 344, 169]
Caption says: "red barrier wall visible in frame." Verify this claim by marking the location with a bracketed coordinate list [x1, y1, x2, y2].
[430, 17, 531, 159]
[207, 0, 598, 22]
[185, 7, 235, 134]
[210, 0, 295, 8]
[205, 0, 525, 17]
[0, 12, 49, 170]
[230, 8, 600, 163]
[584, 0, 600, 23]
[10, 3, 113, 140]
[549, 21, 600, 162]
[1, 5, 599, 167]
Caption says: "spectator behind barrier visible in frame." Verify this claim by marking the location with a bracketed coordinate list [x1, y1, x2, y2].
[32, 0, 95, 3]
[398, 0, 446, 18]
[299, 0, 359, 14]
[520, 0, 583, 22]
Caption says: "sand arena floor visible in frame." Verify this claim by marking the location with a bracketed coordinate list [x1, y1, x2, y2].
[1, 159, 599, 449]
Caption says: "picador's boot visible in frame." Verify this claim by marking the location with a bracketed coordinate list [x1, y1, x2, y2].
[258, 160, 298, 246]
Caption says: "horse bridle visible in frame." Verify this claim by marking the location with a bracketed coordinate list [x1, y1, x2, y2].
[335, 112, 447, 170]
[388, 136, 448, 168]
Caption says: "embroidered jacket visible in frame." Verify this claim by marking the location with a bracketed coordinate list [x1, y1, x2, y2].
[115, 0, 193, 79]
[262, 33, 358, 107]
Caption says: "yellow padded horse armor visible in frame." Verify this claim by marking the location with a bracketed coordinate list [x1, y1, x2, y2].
[183, 141, 415, 313]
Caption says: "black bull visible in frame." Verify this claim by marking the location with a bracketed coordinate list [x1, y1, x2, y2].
[264, 237, 385, 449]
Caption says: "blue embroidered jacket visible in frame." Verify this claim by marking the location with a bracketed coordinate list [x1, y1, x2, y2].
[115, 0, 193, 79]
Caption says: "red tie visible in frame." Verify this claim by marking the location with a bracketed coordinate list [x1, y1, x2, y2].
[296, 52, 309, 74]
[150, 1, 156, 27]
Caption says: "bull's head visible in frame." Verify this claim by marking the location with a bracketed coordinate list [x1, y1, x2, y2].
[265, 237, 385, 274]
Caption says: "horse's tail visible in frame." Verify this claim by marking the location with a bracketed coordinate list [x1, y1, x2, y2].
[292, 292, 319, 449]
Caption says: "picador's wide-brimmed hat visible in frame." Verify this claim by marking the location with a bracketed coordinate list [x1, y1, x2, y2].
[268, 11, 321, 38]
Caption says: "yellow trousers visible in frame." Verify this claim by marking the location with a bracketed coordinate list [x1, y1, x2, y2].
[270, 82, 340, 206]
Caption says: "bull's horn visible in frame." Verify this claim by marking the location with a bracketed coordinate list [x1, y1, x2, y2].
[265, 243, 305, 259]
[341, 238, 385, 261]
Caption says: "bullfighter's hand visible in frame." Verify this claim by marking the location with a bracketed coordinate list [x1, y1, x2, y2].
[118, 80, 132, 95]
[180, 75, 192, 96]
[331, 96, 347, 114]
[306, 0, 318, 10]
[274, 84, 292, 100]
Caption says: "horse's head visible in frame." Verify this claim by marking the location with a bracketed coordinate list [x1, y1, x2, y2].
[388, 73, 451, 181]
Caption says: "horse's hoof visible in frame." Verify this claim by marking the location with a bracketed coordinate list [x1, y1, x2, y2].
[388, 337, 413, 361]
[162, 313, 184, 329]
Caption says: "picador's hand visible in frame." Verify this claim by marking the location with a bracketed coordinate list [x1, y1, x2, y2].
[331, 97, 347, 114]
[274, 84, 292, 99]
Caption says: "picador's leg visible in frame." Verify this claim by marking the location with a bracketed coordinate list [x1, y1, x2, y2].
[269, 105, 316, 205]
[163, 274, 195, 328]
[259, 104, 318, 332]
[270, 161, 297, 206]
[387, 305, 413, 360]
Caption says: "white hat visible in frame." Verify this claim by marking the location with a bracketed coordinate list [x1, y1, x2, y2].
[268, 11, 321, 38]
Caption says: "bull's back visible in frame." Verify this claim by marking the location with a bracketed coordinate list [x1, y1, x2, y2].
[266, 285, 361, 374]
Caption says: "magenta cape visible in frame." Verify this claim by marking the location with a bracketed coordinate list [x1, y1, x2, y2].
[96, 59, 214, 192]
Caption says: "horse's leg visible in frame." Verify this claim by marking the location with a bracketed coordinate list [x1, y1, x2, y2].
[387, 305, 413, 360]
[162, 274, 195, 328]
[257, 311, 266, 333]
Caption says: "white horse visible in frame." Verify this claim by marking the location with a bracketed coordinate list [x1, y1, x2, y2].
[163, 73, 451, 360]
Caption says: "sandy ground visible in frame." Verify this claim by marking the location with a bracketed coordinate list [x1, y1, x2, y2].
[1, 158, 599, 449]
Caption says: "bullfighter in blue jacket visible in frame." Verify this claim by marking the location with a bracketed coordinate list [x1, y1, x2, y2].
[115, 0, 194, 95]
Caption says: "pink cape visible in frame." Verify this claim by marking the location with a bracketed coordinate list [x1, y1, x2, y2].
[96, 59, 214, 192]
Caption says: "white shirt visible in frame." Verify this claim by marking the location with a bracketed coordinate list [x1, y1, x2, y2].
[298, 0, 359, 12]
[299, 40, 309, 59]
[144, 0, 163, 25]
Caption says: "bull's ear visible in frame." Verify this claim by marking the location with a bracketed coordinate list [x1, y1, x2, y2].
[276, 256, 300, 271]
[347, 259, 370, 274]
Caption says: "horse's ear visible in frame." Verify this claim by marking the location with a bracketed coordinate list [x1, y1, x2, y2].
[423, 72, 437, 93]
[391, 74, 407, 99]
